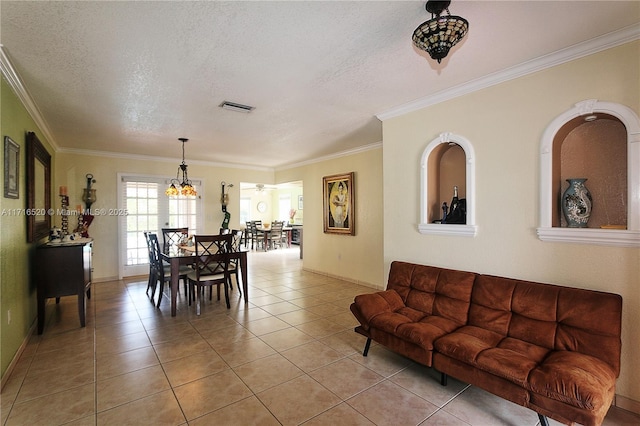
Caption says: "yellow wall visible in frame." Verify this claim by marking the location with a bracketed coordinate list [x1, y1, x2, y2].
[0, 78, 54, 378]
[382, 42, 640, 406]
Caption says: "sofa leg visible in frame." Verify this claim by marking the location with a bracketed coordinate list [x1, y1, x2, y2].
[362, 337, 372, 356]
[440, 372, 448, 386]
[537, 414, 549, 426]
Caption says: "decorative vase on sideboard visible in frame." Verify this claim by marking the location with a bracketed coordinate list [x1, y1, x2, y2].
[562, 178, 592, 228]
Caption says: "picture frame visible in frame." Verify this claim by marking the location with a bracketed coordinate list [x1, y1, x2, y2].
[26, 132, 51, 242]
[298, 195, 303, 210]
[323, 172, 355, 235]
[4, 136, 19, 199]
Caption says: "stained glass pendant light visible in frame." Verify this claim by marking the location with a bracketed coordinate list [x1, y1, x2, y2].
[412, 1, 469, 63]
[166, 138, 197, 197]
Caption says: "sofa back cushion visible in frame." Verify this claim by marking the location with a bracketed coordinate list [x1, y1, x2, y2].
[470, 274, 622, 375]
[387, 261, 475, 326]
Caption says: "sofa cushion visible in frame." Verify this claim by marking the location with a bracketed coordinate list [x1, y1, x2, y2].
[529, 351, 617, 410]
[435, 325, 552, 387]
[433, 325, 503, 363]
[387, 261, 475, 326]
[396, 315, 461, 349]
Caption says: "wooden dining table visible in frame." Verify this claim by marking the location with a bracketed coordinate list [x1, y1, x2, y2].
[160, 245, 249, 316]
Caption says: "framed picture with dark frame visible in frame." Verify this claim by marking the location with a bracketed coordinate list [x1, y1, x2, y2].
[323, 172, 355, 235]
[298, 195, 303, 210]
[4, 136, 19, 199]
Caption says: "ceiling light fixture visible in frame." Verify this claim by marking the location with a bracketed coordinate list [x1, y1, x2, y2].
[165, 138, 197, 197]
[412, 0, 469, 63]
[219, 101, 255, 113]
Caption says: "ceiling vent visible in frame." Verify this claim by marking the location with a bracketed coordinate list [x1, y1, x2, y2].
[219, 101, 255, 113]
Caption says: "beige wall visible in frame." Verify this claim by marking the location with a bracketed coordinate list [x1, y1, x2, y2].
[54, 153, 274, 280]
[55, 146, 384, 288]
[382, 42, 640, 406]
[277, 146, 384, 288]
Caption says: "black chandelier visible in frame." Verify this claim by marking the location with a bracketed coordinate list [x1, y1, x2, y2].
[166, 138, 197, 197]
[412, 0, 469, 63]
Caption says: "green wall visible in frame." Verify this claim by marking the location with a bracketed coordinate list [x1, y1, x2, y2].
[0, 77, 53, 380]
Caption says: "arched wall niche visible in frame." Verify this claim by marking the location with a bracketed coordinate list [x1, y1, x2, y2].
[537, 99, 640, 247]
[419, 132, 477, 237]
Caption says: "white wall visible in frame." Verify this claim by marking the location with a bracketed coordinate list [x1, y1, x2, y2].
[382, 42, 640, 408]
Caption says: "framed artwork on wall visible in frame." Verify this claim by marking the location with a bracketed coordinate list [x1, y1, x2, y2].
[323, 172, 355, 235]
[4, 136, 19, 199]
[298, 195, 303, 210]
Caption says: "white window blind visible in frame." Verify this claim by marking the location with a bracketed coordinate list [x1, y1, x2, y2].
[119, 175, 202, 277]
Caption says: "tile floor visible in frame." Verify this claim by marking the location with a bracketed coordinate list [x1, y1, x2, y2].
[2, 247, 639, 425]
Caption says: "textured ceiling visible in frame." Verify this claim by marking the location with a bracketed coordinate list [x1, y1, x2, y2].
[1, 1, 639, 168]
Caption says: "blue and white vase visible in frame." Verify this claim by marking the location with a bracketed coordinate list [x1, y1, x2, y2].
[562, 178, 592, 228]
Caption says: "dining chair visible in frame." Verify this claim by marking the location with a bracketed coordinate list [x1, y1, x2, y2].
[244, 221, 253, 248]
[228, 229, 244, 296]
[144, 231, 157, 298]
[161, 227, 188, 253]
[250, 221, 265, 250]
[269, 221, 284, 250]
[148, 233, 189, 308]
[187, 234, 232, 315]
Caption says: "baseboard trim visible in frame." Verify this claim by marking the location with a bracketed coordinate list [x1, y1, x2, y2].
[0, 320, 36, 391]
[301, 267, 380, 290]
[615, 394, 640, 416]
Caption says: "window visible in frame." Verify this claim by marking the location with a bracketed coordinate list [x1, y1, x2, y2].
[239, 197, 251, 223]
[279, 195, 291, 222]
[118, 175, 202, 277]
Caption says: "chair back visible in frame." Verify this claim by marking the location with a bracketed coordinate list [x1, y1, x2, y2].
[230, 229, 243, 253]
[161, 227, 188, 253]
[193, 234, 232, 279]
[144, 231, 154, 264]
[147, 233, 164, 274]
[270, 221, 283, 237]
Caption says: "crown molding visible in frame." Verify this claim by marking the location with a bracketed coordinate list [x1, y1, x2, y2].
[58, 147, 273, 172]
[0, 44, 58, 150]
[276, 141, 383, 171]
[377, 24, 640, 121]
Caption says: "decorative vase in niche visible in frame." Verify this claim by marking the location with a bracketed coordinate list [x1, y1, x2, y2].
[562, 178, 592, 228]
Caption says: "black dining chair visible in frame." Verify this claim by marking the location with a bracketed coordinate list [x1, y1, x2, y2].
[250, 221, 265, 250]
[161, 227, 188, 253]
[144, 231, 157, 298]
[244, 221, 253, 248]
[147, 233, 189, 308]
[228, 229, 244, 296]
[187, 234, 233, 315]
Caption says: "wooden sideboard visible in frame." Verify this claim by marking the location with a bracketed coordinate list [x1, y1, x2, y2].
[35, 240, 92, 334]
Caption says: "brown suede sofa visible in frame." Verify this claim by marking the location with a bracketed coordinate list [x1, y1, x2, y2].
[350, 261, 622, 426]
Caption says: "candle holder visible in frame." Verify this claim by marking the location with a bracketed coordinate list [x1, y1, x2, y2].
[59, 195, 69, 235]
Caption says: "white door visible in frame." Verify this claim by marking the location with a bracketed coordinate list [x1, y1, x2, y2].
[118, 175, 202, 278]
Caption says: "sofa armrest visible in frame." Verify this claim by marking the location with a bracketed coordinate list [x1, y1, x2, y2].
[352, 290, 405, 329]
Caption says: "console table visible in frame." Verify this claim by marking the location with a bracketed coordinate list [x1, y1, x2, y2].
[35, 240, 92, 334]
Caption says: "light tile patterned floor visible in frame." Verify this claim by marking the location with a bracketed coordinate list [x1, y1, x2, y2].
[2, 247, 639, 425]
